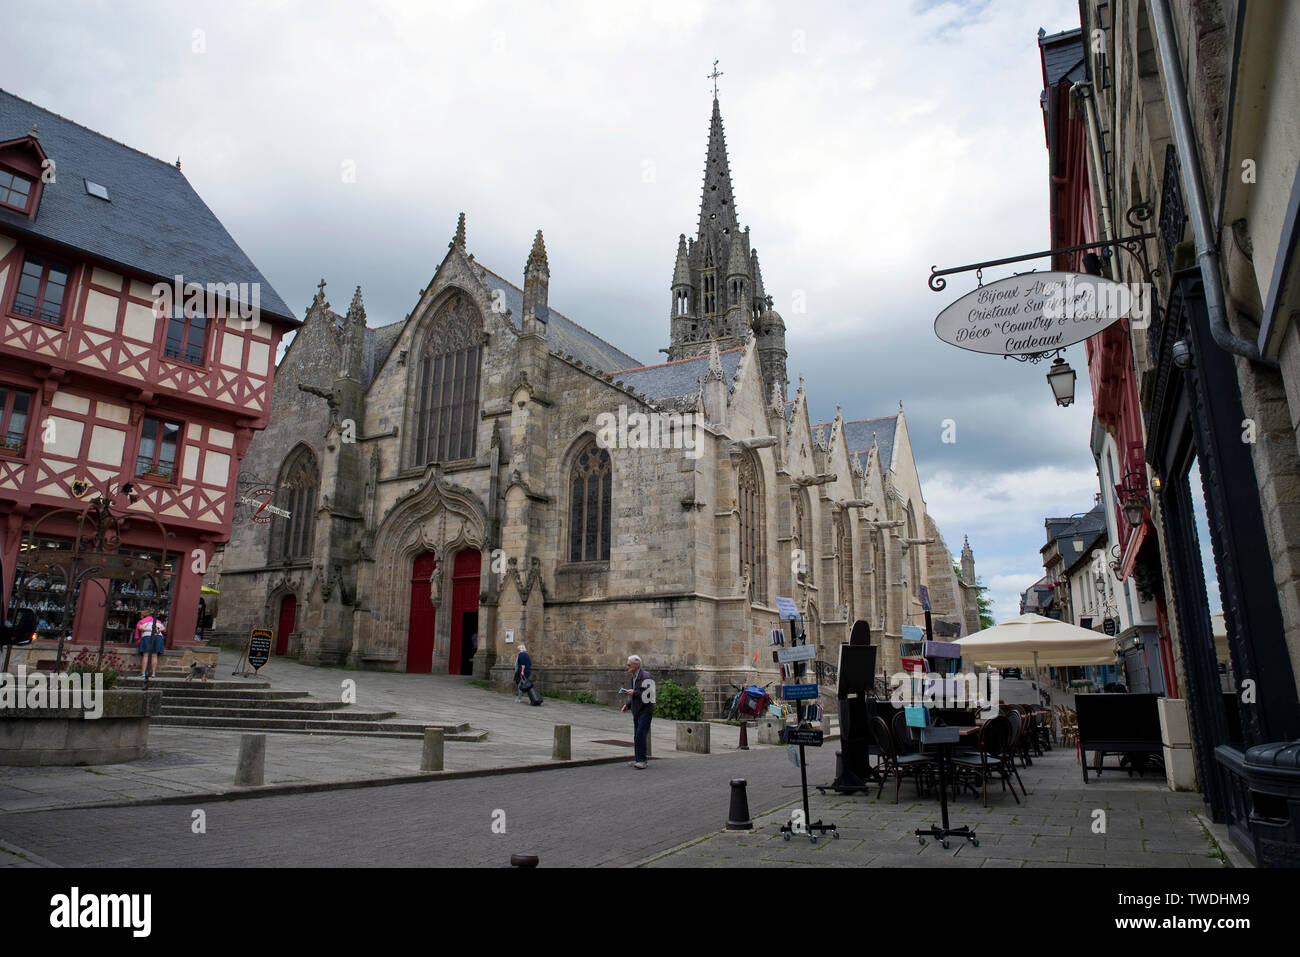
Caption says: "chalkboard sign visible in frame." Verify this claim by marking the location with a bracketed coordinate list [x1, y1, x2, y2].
[1103, 618, 1117, 636]
[247, 627, 273, 671]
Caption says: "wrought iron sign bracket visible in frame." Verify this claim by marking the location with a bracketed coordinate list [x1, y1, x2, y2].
[928, 204, 1160, 365]
[929, 204, 1159, 293]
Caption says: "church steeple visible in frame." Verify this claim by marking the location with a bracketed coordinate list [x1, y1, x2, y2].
[666, 82, 787, 406]
[697, 97, 739, 241]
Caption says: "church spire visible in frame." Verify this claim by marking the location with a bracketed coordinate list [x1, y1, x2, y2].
[697, 96, 739, 240]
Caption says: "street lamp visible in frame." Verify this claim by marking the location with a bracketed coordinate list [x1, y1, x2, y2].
[1117, 470, 1150, 528]
[1047, 356, 1076, 407]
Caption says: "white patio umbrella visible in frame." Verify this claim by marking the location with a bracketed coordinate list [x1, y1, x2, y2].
[954, 613, 1119, 700]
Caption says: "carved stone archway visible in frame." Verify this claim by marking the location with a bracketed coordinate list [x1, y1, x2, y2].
[359, 469, 488, 669]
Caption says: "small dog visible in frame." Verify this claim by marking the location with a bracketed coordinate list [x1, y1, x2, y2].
[186, 661, 216, 683]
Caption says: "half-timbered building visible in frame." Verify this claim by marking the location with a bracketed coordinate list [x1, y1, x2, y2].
[0, 90, 298, 666]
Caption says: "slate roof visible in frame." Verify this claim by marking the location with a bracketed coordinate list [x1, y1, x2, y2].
[1039, 29, 1086, 89]
[811, 414, 898, 470]
[475, 265, 640, 373]
[363, 320, 405, 389]
[609, 347, 743, 402]
[0, 89, 296, 324]
[1042, 503, 1107, 569]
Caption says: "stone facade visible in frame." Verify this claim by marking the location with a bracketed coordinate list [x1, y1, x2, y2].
[213, 97, 977, 714]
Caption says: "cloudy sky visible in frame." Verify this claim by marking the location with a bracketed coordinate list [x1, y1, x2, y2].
[2, 0, 1101, 622]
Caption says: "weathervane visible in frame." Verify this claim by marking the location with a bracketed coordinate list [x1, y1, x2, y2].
[709, 59, 723, 98]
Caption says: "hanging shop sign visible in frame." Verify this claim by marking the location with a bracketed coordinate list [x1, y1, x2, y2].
[933, 271, 1135, 357]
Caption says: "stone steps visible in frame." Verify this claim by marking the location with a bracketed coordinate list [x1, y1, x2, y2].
[121, 677, 271, 692]
[152, 714, 486, 741]
[161, 705, 399, 722]
[148, 688, 311, 702]
[129, 675, 484, 742]
[162, 696, 350, 712]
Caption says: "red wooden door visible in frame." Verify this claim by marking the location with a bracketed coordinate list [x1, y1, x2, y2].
[275, 594, 296, 656]
[408, 551, 438, 673]
[449, 550, 481, 675]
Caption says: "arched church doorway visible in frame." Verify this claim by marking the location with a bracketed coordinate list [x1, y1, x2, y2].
[449, 549, 481, 676]
[408, 551, 438, 673]
[275, 594, 296, 656]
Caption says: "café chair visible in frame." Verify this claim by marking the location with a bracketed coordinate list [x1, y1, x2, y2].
[872, 716, 936, 804]
[951, 715, 1021, 808]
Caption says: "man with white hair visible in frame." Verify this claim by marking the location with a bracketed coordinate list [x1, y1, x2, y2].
[621, 654, 654, 769]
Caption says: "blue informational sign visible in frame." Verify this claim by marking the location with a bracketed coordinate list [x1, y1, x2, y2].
[919, 585, 931, 612]
[781, 683, 819, 701]
[901, 625, 925, 643]
[775, 596, 800, 620]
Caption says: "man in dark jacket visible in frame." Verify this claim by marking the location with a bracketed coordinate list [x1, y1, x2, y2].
[621, 654, 654, 769]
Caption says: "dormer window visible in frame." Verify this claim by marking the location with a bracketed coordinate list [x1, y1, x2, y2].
[0, 168, 33, 212]
[0, 135, 49, 218]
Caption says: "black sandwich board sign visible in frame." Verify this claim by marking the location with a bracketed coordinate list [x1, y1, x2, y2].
[786, 728, 824, 747]
[247, 627, 273, 671]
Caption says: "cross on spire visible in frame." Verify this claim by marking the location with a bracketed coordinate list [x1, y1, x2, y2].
[708, 59, 723, 99]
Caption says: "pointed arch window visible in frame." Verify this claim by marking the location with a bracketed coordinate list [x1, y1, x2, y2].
[270, 445, 318, 562]
[792, 489, 812, 585]
[569, 441, 612, 562]
[738, 455, 766, 603]
[414, 291, 483, 465]
[837, 513, 853, 619]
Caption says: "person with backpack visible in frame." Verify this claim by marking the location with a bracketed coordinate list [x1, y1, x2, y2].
[621, 654, 654, 769]
[134, 609, 166, 678]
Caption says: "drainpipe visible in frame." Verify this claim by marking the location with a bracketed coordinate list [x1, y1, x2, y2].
[1150, 0, 1275, 366]
[1071, 82, 1115, 245]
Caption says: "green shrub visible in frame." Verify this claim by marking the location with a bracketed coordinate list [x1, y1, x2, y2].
[573, 690, 598, 704]
[655, 678, 703, 721]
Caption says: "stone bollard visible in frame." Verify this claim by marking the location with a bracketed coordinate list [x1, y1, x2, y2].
[675, 721, 711, 754]
[421, 727, 445, 772]
[553, 724, 572, 761]
[757, 717, 783, 745]
[235, 733, 265, 787]
[726, 778, 753, 830]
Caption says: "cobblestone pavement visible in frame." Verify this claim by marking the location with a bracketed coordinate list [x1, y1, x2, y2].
[1, 647, 778, 813]
[640, 743, 1229, 868]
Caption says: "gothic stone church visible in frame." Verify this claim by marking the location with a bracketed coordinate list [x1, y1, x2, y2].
[215, 97, 981, 711]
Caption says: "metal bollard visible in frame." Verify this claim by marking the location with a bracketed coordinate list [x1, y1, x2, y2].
[235, 733, 265, 787]
[421, 727, 445, 771]
[738, 720, 750, 750]
[510, 853, 540, 868]
[726, 778, 754, 830]
[553, 724, 572, 761]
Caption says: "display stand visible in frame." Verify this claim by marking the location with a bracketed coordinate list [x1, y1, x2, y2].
[913, 725, 979, 850]
[774, 600, 837, 843]
[818, 620, 882, 794]
[233, 627, 273, 680]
